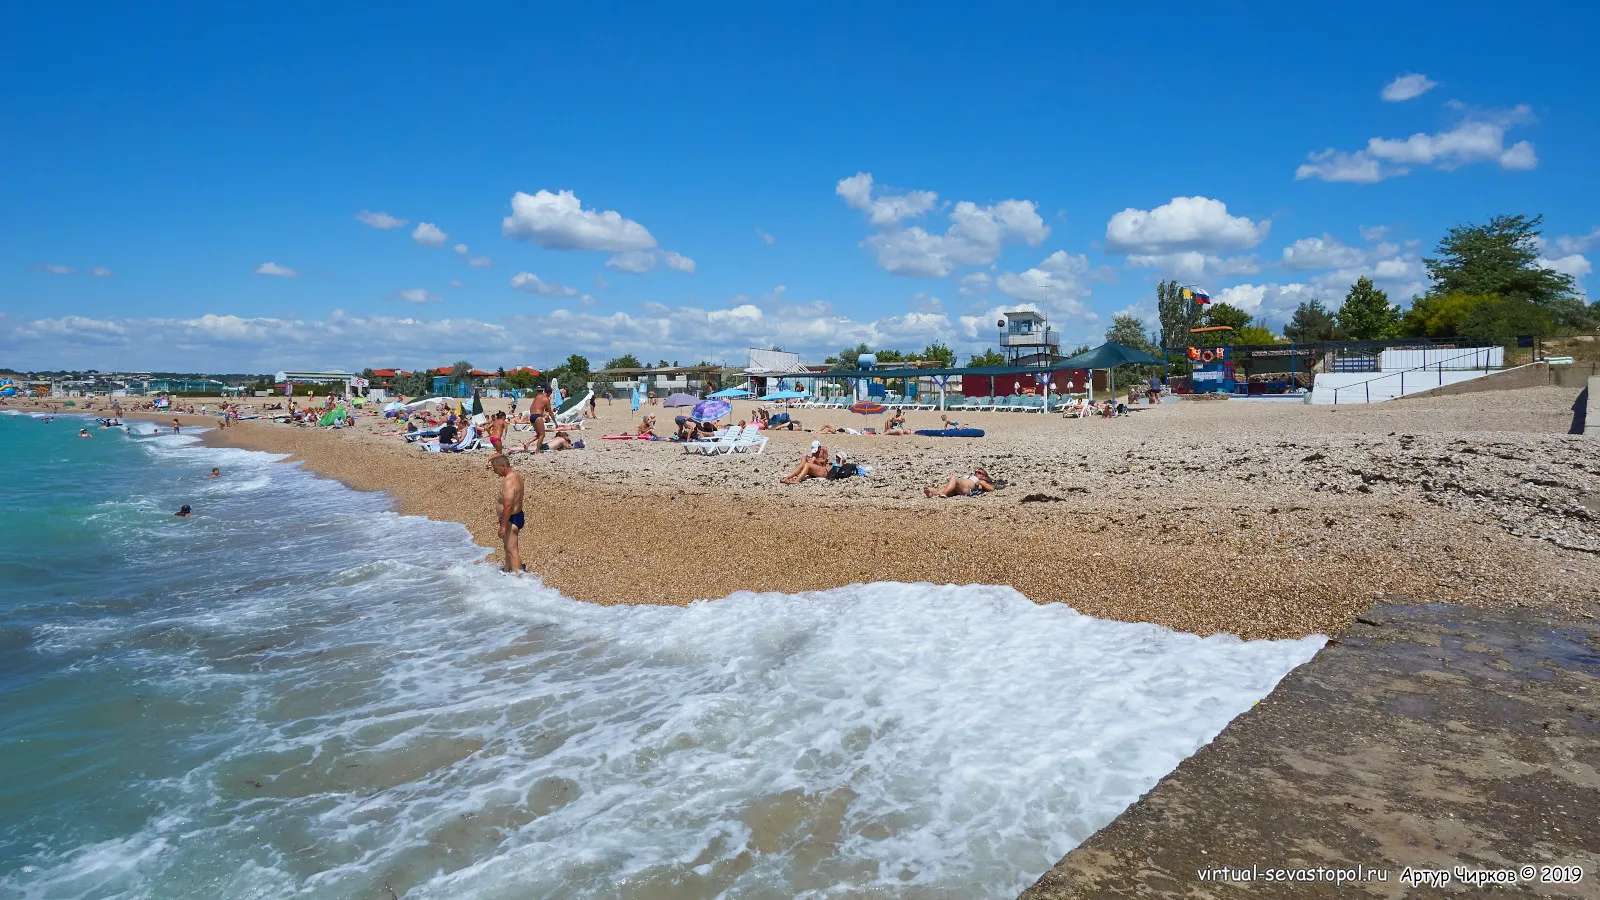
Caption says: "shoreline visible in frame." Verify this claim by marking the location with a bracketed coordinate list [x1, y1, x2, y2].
[153, 386, 1600, 641]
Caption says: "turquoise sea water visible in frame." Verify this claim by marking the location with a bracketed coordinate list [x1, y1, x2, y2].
[0, 412, 1323, 898]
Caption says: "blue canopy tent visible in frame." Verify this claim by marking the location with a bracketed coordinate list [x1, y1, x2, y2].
[707, 387, 752, 399]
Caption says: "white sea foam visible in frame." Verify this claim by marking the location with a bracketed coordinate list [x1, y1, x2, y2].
[2, 436, 1325, 899]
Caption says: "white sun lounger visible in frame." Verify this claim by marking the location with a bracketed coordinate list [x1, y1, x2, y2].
[729, 429, 767, 454]
[684, 424, 741, 455]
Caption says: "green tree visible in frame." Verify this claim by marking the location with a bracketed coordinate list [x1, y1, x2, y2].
[1283, 299, 1342, 343]
[1335, 277, 1400, 339]
[1459, 296, 1552, 342]
[1234, 323, 1283, 346]
[1402, 292, 1553, 342]
[874, 349, 907, 363]
[503, 368, 537, 390]
[826, 343, 871, 370]
[1201, 302, 1252, 332]
[968, 348, 1006, 367]
[1154, 279, 1194, 351]
[919, 341, 956, 367]
[1425, 214, 1574, 304]
[563, 354, 591, 375]
[1105, 313, 1159, 353]
[604, 354, 642, 370]
[447, 360, 474, 393]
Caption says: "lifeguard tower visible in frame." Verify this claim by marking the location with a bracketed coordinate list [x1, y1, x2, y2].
[998, 310, 1059, 367]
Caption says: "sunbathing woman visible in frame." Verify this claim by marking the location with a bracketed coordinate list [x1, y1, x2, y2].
[884, 409, 908, 435]
[924, 468, 996, 498]
[780, 441, 832, 484]
[636, 414, 658, 437]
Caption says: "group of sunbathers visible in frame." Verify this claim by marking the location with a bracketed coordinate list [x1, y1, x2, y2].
[1061, 398, 1128, 418]
[776, 439, 997, 497]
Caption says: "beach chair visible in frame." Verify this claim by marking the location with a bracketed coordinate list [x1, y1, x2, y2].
[729, 428, 768, 454]
[684, 425, 741, 455]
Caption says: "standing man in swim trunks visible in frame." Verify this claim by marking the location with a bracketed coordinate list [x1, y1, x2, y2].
[522, 387, 553, 454]
[489, 455, 525, 574]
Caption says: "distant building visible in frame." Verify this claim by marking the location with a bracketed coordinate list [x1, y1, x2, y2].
[144, 378, 227, 394]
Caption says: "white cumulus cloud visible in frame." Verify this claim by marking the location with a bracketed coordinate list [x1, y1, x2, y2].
[604, 249, 696, 274]
[958, 272, 991, 295]
[1124, 252, 1261, 281]
[839, 172, 1048, 278]
[1535, 254, 1592, 278]
[502, 189, 657, 252]
[1359, 225, 1389, 242]
[1280, 235, 1367, 271]
[1105, 196, 1270, 255]
[253, 262, 297, 277]
[89, 266, 112, 278]
[1381, 73, 1437, 102]
[835, 172, 939, 227]
[1296, 105, 1537, 182]
[355, 210, 408, 229]
[412, 222, 448, 246]
[510, 272, 589, 301]
[454, 243, 468, 255]
[395, 289, 441, 304]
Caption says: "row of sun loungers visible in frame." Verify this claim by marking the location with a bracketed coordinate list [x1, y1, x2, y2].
[682, 424, 768, 455]
[783, 396, 1086, 413]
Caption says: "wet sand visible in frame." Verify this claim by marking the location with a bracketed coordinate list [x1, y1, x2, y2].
[57, 385, 1592, 641]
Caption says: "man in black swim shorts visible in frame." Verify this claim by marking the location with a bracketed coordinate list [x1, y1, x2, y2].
[489, 455, 525, 574]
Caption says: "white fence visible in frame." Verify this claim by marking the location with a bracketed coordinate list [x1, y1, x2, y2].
[1379, 347, 1502, 371]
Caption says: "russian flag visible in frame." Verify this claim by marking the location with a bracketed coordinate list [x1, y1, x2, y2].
[1193, 288, 1211, 304]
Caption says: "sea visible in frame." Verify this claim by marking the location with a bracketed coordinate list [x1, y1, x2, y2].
[0, 411, 1325, 899]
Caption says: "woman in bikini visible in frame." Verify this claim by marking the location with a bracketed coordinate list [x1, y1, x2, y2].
[780, 441, 832, 484]
[924, 468, 996, 498]
[884, 409, 908, 435]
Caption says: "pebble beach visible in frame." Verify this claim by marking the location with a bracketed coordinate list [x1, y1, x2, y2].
[103, 384, 1598, 641]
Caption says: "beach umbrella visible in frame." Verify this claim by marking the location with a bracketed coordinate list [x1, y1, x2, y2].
[471, 390, 483, 416]
[849, 400, 886, 416]
[758, 389, 807, 402]
[630, 384, 642, 412]
[663, 392, 699, 407]
[690, 399, 732, 422]
[707, 387, 751, 399]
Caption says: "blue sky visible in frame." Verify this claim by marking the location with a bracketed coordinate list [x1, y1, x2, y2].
[2, 1, 1596, 373]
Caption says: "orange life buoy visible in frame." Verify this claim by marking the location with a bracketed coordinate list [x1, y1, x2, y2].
[1201, 349, 1215, 363]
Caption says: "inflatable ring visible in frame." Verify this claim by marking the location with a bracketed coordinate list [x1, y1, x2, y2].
[1200, 349, 1215, 363]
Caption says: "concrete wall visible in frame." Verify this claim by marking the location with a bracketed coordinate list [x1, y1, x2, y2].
[1551, 361, 1600, 388]
[1312, 369, 1491, 404]
[1586, 377, 1598, 438]
[1396, 362, 1549, 400]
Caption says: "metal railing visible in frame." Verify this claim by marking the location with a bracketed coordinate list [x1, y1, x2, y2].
[999, 329, 1058, 348]
[1328, 347, 1500, 404]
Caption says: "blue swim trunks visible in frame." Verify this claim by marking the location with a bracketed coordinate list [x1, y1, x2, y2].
[507, 511, 525, 530]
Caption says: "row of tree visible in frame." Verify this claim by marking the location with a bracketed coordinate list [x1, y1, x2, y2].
[1154, 214, 1592, 350]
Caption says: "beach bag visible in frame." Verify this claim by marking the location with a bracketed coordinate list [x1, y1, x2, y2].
[828, 462, 860, 480]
